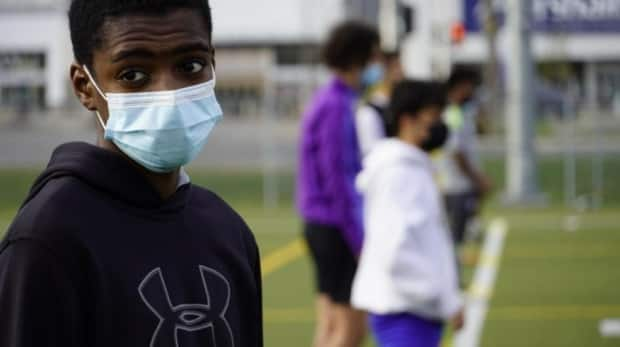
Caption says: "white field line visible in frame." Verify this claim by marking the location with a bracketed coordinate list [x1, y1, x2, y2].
[600, 318, 620, 338]
[454, 218, 508, 347]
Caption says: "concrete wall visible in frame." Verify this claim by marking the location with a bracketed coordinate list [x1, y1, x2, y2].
[0, 0, 68, 10]
[454, 32, 620, 63]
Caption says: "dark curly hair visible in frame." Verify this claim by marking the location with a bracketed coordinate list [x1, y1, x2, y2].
[322, 20, 380, 70]
[69, 0, 213, 68]
[446, 66, 481, 91]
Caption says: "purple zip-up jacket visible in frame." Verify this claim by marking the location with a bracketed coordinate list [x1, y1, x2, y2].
[296, 77, 364, 255]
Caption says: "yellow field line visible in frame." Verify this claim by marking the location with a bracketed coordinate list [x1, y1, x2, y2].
[262, 305, 620, 323]
[504, 245, 620, 259]
[261, 238, 307, 278]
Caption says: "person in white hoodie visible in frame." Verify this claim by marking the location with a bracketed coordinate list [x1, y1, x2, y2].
[352, 80, 464, 347]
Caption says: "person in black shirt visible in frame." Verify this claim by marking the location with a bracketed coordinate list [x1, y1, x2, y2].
[0, 1, 263, 346]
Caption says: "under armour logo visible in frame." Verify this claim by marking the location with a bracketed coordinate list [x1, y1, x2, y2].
[138, 266, 234, 347]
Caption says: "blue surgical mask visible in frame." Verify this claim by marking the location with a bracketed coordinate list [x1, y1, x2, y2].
[361, 62, 384, 88]
[83, 66, 223, 173]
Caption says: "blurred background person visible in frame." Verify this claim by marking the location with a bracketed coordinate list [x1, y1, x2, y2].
[352, 80, 463, 347]
[356, 50, 404, 158]
[296, 20, 381, 347]
[434, 67, 493, 280]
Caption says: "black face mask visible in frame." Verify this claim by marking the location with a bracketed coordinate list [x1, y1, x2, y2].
[421, 121, 449, 152]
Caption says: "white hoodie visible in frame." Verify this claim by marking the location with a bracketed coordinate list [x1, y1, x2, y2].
[351, 139, 462, 321]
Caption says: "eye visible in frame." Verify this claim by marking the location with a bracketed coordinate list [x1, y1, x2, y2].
[118, 70, 148, 83]
[179, 60, 206, 74]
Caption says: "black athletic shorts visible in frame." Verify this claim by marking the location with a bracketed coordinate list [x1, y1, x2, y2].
[303, 222, 357, 304]
[444, 191, 479, 245]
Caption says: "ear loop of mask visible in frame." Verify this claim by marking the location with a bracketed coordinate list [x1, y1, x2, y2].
[210, 65, 217, 85]
[82, 65, 108, 129]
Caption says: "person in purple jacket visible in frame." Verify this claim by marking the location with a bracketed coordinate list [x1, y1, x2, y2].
[296, 21, 381, 347]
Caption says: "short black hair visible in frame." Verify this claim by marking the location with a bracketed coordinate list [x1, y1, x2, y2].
[322, 20, 380, 70]
[389, 80, 446, 135]
[447, 66, 481, 91]
[382, 50, 400, 64]
[69, 0, 213, 67]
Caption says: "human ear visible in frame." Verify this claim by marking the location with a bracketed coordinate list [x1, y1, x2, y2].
[70, 63, 99, 112]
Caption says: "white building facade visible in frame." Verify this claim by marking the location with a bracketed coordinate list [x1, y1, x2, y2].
[0, 0, 359, 114]
[0, 0, 72, 109]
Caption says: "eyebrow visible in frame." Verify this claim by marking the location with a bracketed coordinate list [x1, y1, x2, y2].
[170, 42, 212, 56]
[111, 42, 212, 63]
[111, 48, 155, 63]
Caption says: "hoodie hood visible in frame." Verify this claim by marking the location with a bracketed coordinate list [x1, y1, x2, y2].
[356, 139, 431, 194]
[22, 142, 190, 211]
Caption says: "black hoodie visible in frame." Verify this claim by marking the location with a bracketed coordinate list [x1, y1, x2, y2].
[0, 142, 262, 347]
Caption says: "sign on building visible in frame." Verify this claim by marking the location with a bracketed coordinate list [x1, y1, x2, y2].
[465, 0, 620, 32]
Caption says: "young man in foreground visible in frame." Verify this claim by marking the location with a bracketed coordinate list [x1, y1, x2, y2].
[352, 81, 463, 347]
[0, 1, 262, 346]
